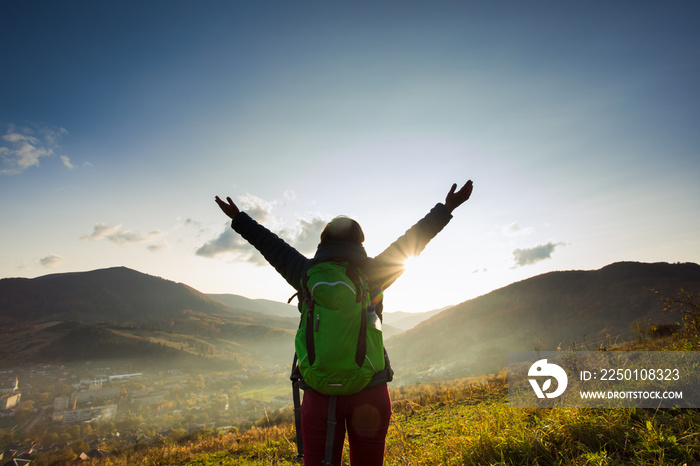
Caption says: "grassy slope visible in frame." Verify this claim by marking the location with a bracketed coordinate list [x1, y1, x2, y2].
[89, 378, 700, 465]
[89, 345, 700, 465]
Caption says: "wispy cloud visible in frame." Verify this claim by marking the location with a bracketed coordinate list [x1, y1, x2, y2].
[39, 253, 67, 268]
[147, 242, 171, 252]
[512, 241, 565, 267]
[501, 221, 535, 236]
[0, 124, 68, 175]
[81, 223, 163, 247]
[60, 155, 74, 169]
[196, 193, 327, 262]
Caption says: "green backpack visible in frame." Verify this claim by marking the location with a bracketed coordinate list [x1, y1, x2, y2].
[294, 261, 385, 395]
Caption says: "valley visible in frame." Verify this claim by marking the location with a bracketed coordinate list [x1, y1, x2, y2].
[1, 261, 699, 464]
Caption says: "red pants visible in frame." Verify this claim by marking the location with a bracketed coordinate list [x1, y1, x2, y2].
[301, 383, 392, 466]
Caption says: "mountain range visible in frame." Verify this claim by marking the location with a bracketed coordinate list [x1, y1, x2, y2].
[1, 261, 698, 379]
[386, 261, 700, 382]
[0, 267, 297, 368]
[203, 293, 442, 337]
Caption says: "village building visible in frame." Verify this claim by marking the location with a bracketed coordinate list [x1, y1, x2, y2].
[62, 404, 118, 424]
[0, 377, 21, 412]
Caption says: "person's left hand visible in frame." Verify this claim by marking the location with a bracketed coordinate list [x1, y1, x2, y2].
[444, 180, 473, 213]
[215, 196, 240, 219]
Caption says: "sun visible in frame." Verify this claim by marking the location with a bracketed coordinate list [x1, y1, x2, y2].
[401, 255, 421, 274]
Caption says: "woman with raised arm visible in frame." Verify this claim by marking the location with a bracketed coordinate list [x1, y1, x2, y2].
[215, 180, 473, 466]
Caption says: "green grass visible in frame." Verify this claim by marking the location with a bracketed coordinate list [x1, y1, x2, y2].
[387, 396, 700, 465]
[92, 425, 299, 465]
[90, 374, 700, 466]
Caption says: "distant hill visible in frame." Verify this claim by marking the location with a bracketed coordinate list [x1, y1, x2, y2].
[0, 266, 295, 329]
[386, 262, 700, 383]
[0, 267, 297, 366]
[40, 323, 185, 361]
[207, 293, 446, 336]
[384, 307, 451, 331]
[207, 294, 299, 318]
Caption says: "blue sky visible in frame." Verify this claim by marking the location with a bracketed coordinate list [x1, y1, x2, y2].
[2, 1, 699, 313]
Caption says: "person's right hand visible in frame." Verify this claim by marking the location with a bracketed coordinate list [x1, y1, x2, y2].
[215, 196, 240, 219]
[444, 180, 473, 213]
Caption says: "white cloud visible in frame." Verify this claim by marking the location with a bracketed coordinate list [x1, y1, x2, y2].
[60, 155, 74, 169]
[0, 124, 68, 175]
[196, 225, 259, 260]
[501, 222, 535, 236]
[147, 242, 170, 252]
[39, 253, 67, 268]
[281, 216, 327, 254]
[238, 193, 276, 224]
[81, 223, 122, 241]
[81, 223, 163, 247]
[512, 241, 565, 267]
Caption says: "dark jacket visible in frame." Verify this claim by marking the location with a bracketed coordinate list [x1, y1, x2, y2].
[231, 202, 453, 294]
[230, 203, 454, 385]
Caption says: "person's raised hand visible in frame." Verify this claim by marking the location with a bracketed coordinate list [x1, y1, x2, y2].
[215, 196, 240, 219]
[444, 180, 473, 213]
